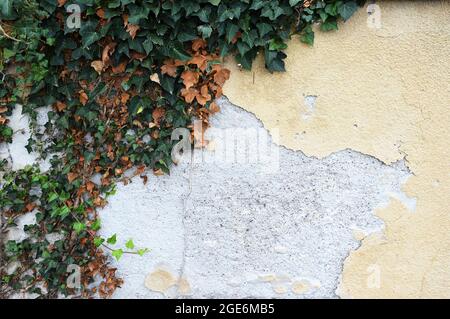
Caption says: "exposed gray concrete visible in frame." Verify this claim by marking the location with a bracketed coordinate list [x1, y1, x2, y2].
[99, 97, 412, 299]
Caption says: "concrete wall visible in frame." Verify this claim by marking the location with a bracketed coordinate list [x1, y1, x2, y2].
[2, 1, 449, 298]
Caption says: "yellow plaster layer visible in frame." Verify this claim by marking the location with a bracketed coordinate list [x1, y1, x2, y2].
[223, 1, 450, 298]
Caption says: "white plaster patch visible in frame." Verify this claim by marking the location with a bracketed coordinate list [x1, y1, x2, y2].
[1, 105, 37, 170]
[99, 97, 411, 299]
[0, 105, 51, 171]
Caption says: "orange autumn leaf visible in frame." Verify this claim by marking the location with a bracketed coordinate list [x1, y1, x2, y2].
[79, 90, 89, 106]
[196, 85, 211, 106]
[231, 31, 242, 44]
[91, 60, 104, 74]
[25, 203, 36, 212]
[96, 8, 105, 19]
[123, 14, 140, 39]
[196, 96, 208, 106]
[213, 66, 231, 86]
[57, 0, 67, 7]
[67, 172, 78, 183]
[188, 55, 208, 72]
[161, 61, 178, 77]
[152, 107, 165, 124]
[86, 181, 95, 192]
[126, 24, 140, 39]
[130, 51, 147, 61]
[102, 43, 117, 65]
[120, 92, 130, 105]
[55, 101, 66, 112]
[208, 82, 223, 98]
[173, 60, 185, 67]
[93, 196, 105, 207]
[209, 101, 220, 114]
[192, 39, 206, 52]
[181, 88, 199, 104]
[122, 14, 129, 26]
[181, 70, 199, 89]
[112, 61, 127, 73]
[135, 165, 146, 175]
[151, 130, 159, 139]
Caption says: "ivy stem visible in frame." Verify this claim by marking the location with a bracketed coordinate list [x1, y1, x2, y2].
[70, 211, 140, 256]
[0, 23, 22, 43]
[99, 243, 141, 256]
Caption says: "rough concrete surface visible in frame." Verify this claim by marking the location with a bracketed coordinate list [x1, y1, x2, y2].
[99, 98, 411, 298]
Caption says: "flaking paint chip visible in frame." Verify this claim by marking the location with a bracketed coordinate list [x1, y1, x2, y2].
[292, 280, 311, 295]
[177, 278, 192, 296]
[145, 269, 176, 293]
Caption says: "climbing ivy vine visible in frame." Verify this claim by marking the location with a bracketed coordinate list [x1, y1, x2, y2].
[0, 0, 364, 298]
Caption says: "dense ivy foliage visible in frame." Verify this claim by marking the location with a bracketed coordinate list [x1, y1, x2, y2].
[1, 0, 364, 298]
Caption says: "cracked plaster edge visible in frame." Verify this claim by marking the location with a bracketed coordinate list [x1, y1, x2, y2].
[211, 97, 418, 298]
[140, 97, 413, 298]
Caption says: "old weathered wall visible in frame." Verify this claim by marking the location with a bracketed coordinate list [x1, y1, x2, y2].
[223, 0, 450, 298]
[2, 1, 449, 298]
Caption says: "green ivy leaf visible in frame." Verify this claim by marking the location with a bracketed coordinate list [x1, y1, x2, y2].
[91, 219, 101, 231]
[137, 248, 150, 256]
[125, 239, 135, 249]
[256, 23, 273, 38]
[94, 237, 105, 247]
[226, 23, 239, 43]
[107, 234, 117, 245]
[3, 48, 15, 60]
[112, 249, 123, 261]
[48, 192, 59, 203]
[268, 38, 288, 51]
[289, 0, 302, 6]
[198, 25, 213, 39]
[170, 47, 191, 61]
[338, 1, 358, 21]
[0, 0, 15, 19]
[73, 222, 86, 234]
[300, 26, 315, 46]
[142, 38, 153, 54]
[321, 20, 338, 32]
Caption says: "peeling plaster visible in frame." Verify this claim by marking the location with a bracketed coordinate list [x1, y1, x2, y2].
[100, 98, 410, 298]
[223, 1, 450, 298]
